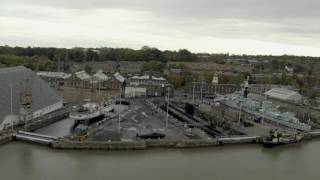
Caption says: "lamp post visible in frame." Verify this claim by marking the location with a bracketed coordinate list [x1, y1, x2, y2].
[166, 87, 170, 129]
[200, 81, 203, 103]
[118, 86, 122, 133]
[192, 81, 195, 103]
[10, 85, 13, 131]
[238, 100, 242, 124]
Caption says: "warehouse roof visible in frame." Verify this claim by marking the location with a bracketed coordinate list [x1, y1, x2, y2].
[75, 71, 91, 80]
[37, 71, 71, 79]
[93, 70, 110, 81]
[264, 88, 302, 101]
[0, 66, 63, 123]
[114, 72, 125, 82]
[152, 76, 166, 81]
[130, 75, 166, 81]
[131, 75, 149, 80]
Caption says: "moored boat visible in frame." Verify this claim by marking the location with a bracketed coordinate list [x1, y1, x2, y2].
[70, 102, 114, 129]
[263, 130, 303, 148]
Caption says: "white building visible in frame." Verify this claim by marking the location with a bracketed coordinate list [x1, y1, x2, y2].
[129, 74, 168, 85]
[113, 72, 125, 83]
[93, 70, 110, 81]
[0, 66, 64, 130]
[75, 70, 91, 81]
[264, 88, 303, 103]
[125, 86, 147, 98]
[36, 71, 71, 79]
[285, 65, 294, 73]
[212, 73, 219, 84]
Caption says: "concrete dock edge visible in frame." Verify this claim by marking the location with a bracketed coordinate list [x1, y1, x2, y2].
[0, 133, 14, 146]
[51, 139, 221, 150]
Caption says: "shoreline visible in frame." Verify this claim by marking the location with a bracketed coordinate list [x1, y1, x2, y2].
[50, 139, 222, 150]
[0, 131, 14, 146]
[2, 130, 320, 151]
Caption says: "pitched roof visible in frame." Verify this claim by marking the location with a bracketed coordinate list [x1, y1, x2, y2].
[93, 70, 110, 81]
[152, 76, 166, 81]
[37, 71, 71, 79]
[130, 75, 166, 81]
[265, 88, 301, 101]
[75, 71, 91, 80]
[114, 72, 125, 82]
[0, 66, 63, 123]
[131, 75, 149, 80]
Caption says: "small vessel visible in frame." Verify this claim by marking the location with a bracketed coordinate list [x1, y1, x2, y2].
[263, 138, 301, 148]
[263, 130, 303, 148]
[70, 102, 114, 128]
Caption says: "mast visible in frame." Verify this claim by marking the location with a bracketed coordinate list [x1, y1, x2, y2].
[262, 94, 267, 124]
[238, 101, 243, 123]
[200, 80, 204, 102]
[166, 87, 170, 128]
[118, 86, 122, 133]
[20, 78, 32, 130]
[10, 85, 13, 130]
[239, 76, 250, 123]
[192, 81, 195, 103]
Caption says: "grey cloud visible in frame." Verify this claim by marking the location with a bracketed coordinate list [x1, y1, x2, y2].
[5, 0, 320, 40]
[1, 0, 320, 54]
[5, 0, 320, 20]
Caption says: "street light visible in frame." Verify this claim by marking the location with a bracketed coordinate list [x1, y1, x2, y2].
[10, 85, 13, 131]
[238, 100, 242, 124]
[118, 86, 122, 133]
[192, 80, 195, 103]
[166, 87, 170, 129]
[200, 80, 205, 103]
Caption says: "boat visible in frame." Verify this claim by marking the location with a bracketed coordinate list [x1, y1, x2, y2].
[215, 92, 311, 131]
[263, 138, 301, 148]
[262, 130, 303, 148]
[70, 102, 114, 128]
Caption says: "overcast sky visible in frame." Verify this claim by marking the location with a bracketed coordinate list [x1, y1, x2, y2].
[1, 0, 320, 56]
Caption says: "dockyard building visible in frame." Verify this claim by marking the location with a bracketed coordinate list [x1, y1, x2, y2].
[264, 88, 303, 104]
[0, 66, 64, 130]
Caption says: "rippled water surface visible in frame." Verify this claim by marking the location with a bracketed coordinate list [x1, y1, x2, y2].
[0, 140, 319, 180]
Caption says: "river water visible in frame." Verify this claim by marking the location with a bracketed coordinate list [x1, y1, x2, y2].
[1, 117, 319, 180]
[35, 118, 74, 137]
[0, 140, 320, 180]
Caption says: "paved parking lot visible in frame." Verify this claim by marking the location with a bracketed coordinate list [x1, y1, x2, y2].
[88, 99, 196, 141]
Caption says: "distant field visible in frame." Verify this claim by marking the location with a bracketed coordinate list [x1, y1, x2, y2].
[167, 61, 252, 73]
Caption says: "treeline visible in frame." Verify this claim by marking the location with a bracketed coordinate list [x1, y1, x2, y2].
[1, 45, 320, 73]
[1, 45, 320, 63]
[0, 45, 198, 63]
[2, 45, 320, 62]
[0, 54, 56, 71]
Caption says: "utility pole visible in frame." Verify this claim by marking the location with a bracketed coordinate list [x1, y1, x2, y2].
[239, 76, 249, 124]
[262, 101, 265, 124]
[200, 80, 203, 103]
[238, 100, 242, 124]
[118, 86, 122, 133]
[166, 87, 170, 128]
[214, 85, 217, 95]
[192, 81, 195, 103]
[262, 94, 267, 124]
[57, 55, 61, 72]
[98, 82, 101, 100]
[10, 85, 13, 131]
